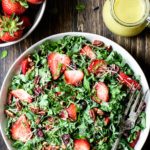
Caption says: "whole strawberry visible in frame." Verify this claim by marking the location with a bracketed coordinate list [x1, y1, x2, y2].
[20, 16, 31, 28]
[0, 15, 24, 42]
[2, 0, 28, 15]
[27, 0, 44, 4]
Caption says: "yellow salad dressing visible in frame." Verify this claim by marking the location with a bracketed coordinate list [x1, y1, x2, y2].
[102, 0, 149, 37]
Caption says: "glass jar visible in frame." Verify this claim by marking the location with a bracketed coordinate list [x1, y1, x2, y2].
[102, 0, 150, 37]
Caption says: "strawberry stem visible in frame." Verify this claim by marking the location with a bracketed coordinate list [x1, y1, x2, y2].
[0, 15, 23, 37]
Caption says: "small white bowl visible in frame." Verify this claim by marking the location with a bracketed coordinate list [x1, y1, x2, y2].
[0, 32, 149, 150]
[0, 0, 47, 48]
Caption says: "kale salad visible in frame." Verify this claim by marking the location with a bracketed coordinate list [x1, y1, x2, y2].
[4, 36, 146, 150]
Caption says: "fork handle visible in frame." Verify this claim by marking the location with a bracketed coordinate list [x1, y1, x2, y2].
[111, 132, 123, 150]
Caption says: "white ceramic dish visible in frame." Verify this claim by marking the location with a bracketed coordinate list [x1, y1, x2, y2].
[0, 0, 47, 48]
[0, 32, 149, 150]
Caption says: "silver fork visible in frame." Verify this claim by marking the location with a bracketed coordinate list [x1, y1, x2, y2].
[111, 89, 149, 150]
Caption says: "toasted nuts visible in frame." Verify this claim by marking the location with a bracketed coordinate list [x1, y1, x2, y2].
[106, 45, 112, 52]
[89, 109, 96, 121]
[61, 144, 66, 149]
[93, 108, 104, 116]
[93, 40, 104, 47]
[7, 93, 12, 105]
[5, 110, 14, 117]
[16, 100, 22, 111]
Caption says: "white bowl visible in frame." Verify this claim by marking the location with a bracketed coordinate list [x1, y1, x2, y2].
[0, 0, 47, 48]
[0, 32, 149, 150]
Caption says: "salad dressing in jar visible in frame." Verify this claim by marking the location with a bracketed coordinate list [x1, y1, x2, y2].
[102, 0, 150, 37]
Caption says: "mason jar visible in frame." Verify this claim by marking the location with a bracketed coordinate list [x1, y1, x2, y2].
[102, 0, 150, 37]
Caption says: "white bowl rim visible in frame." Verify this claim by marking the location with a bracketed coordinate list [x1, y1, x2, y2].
[0, 32, 149, 150]
[0, 0, 47, 48]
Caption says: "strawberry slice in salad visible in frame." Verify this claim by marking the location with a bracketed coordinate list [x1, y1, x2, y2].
[11, 89, 32, 103]
[48, 52, 71, 80]
[92, 82, 109, 103]
[80, 45, 96, 59]
[21, 58, 33, 75]
[74, 139, 90, 150]
[66, 103, 77, 121]
[119, 72, 141, 90]
[64, 70, 84, 86]
[129, 131, 141, 148]
[104, 117, 110, 126]
[11, 115, 32, 142]
[88, 59, 107, 74]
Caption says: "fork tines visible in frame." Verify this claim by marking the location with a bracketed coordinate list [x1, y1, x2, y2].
[124, 89, 149, 121]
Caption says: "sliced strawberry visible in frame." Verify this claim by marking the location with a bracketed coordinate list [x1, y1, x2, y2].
[74, 139, 90, 150]
[64, 70, 84, 86]
[11, 89, 32, 103]
[48, 52, 71, 80]
[66, 103, 77, 121]
[55, 92, 62, 96]
[129, 131, 140, 148]
[119, 72, 141, 90]
[21, 59, 29, 75]
[104, 117, 110, 125]
[88, 59, 107, 74]
[11, 115, 32, 142]
[92, 82, 109, 103]
[21, 57, 34, 75]
[80, 45, 96, 59]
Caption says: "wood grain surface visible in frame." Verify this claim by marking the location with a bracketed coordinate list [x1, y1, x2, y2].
[0, 0, 149, 149]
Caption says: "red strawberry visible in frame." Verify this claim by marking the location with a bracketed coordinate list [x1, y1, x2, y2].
[22, 59, 29, 75]
[0, 29, 23, 42]
[66, 103, 77, 121]
[80, 45, 96, 59]
[88, 59, 107, 74]
[0, 39, 3, 43]
[11, 115, 32, 142]
[104, 117, 110, 125]
[11, 89, 32, 103]
[64, 70, 84, 86]
[74, 139, 90, 150]
[21, 57, 33, 75]
[119, 72, 141, 90]
[27, 0, 44, 4]
[0, 15, 23, 42]
[92, 82, 109, 103]
[21, 16, 31, 28]
[129, 131, 140, 148]
[2, 0, 28, 15]
[48, 52, 71, 80]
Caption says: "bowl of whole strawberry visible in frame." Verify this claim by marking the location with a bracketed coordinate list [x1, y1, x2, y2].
[0, 0, 47, 47]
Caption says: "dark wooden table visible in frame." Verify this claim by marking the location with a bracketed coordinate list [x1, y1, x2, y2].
[0, 0, 150, 149]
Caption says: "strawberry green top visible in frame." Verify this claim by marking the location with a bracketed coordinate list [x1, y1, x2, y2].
[5, 36, 145, 150]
